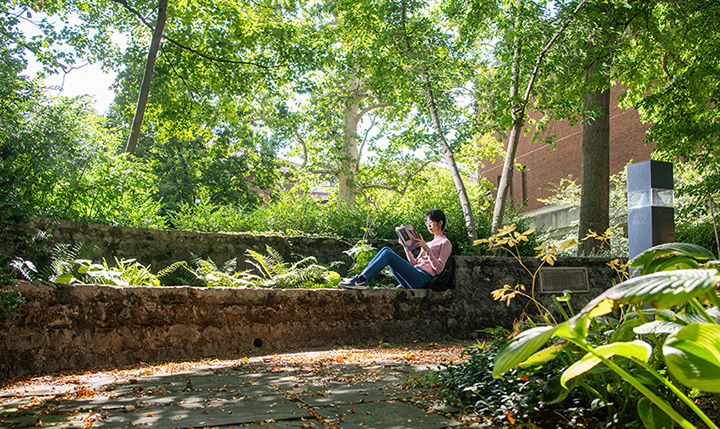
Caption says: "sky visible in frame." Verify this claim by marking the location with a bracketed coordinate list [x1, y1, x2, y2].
[30, 61, 118, 114]
[19, 14, 119, 115]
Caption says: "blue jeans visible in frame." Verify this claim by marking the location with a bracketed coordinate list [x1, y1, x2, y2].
[361, 247, 432, 289]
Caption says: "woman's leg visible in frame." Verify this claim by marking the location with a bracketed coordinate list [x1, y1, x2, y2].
[362, 247, 432, 288]
[389, 265, 431, 289]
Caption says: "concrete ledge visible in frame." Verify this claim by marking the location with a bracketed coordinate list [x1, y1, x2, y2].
[1, 255, 619, 379]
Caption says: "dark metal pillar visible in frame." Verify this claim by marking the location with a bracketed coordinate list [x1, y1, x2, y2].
[627, 160, 675, 260]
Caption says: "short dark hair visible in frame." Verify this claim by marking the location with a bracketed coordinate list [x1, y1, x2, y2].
[426, 209, 447, 233]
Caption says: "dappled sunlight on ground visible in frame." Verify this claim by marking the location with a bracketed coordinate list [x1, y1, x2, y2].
[1, 341, 479, 428]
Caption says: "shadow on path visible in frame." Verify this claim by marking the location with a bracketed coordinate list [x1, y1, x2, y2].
[1, 341, 483, 428]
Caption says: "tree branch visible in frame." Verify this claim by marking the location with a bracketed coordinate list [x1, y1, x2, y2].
[109, 0, 274, 69]
[357, 114, 378, 168]
[522, 0, 590, 103]
[357, 102, 390, 119]
[310, 168, 337, 176]
[358, 160, 431, 195]
[249, 96, 311, 168]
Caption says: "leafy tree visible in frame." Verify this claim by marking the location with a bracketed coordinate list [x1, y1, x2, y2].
[543, 0, 719, 254]
[244, 0, 436, 207]
[442, 0, 591, 234]
[389, 0, 480, 240]
[617, 0, 720, 249]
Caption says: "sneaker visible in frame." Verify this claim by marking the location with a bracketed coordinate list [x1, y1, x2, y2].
[339, 275, 368, 290]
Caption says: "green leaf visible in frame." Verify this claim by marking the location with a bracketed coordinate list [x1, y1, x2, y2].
[576, 269, 720, 317]
[634, 321, 683, 336]
[642, 256, 701, 275]
[637, 397, 675, 429]
[520, 340, 568, 367]
[610, 318, 644, 342]
[561, 341, 652, 388]
[54, 274, 75, 284]
[493, 325, 559, 378]
[664, 323, 720, 392]
[542, 374, 572, 404]
[630, 243, 716, 269]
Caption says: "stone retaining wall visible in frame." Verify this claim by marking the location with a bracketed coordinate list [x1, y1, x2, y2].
[1, 257, 619, 379]
[0, 219, 622, 379]
[24, 218, 395, 277]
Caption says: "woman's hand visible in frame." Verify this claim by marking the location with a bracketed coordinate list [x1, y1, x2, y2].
[415, 235, 428, 251]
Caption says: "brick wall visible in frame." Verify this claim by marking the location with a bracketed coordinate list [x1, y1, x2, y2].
[480, 85, 655, 212]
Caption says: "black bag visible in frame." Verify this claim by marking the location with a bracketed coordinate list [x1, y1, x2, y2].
[421, 256, 454, 291]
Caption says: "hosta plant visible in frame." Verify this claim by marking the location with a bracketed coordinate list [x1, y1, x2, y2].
[51, 257, 161, 287]
[493, 243, 720, 429]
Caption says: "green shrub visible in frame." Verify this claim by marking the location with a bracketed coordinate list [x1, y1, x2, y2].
[158, 256, 249, 287]
[244, 245, 341, 289]
[342, 240, 378, 276]
[676, 213, 719, 260]
[169, 201, 251, 233]
[493, 243, 720, 429]
[429, 328, 575, 426]
[46, 249, 160, 287]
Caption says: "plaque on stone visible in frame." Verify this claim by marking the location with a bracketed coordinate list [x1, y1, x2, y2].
[539, 267, 589, 293]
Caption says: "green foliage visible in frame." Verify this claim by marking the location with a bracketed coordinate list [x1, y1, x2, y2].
[428, 328, 567, 426]
[169, 201, 251, 233]
[244, 245, 340, 289]
[370, 166, 495, 249]
[47, 249, 161, 287]
[158, 256, 250, 288]
[0, 289, 25, 318]
[0, 78, 166, 228]
[538, 169, 630, 257]
[493, 243, 720, 429]
[343, 240, 378, 276]
[235, 185, 406, 240]
[676, 215, 720, 265]
[158, 248, 341, 289]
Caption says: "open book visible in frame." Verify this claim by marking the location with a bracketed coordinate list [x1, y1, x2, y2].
[395, 224, 422, 251]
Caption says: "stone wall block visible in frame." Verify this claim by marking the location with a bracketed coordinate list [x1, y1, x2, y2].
[2, 220, 623, 378]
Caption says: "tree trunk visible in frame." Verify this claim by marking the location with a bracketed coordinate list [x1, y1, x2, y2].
[399, 0, 477, 241]
[489, 0, 589, 233]
[577, 59, 611, 255]
[125, 0, 168, 154]
[491, 34, 523, 234]
[423, 78, 478, 241]
[337, 87, 361, 206]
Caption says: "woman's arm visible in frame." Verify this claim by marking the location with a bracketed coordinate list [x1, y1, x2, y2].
[405, 248, 417, 264]
[421, 239, 452, 274]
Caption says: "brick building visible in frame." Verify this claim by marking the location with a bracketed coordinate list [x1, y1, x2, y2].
[479, 85, 656, 232]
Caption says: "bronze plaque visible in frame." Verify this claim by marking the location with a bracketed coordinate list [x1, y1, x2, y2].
[539, 267, 589, 293]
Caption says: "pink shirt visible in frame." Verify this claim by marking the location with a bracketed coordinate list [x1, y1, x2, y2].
[407, 235, 452, 276]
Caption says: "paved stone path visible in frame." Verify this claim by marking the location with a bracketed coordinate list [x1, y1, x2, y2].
[0, 342, 480, 428]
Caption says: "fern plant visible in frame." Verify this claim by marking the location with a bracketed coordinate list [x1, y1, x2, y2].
[245, 245, 340, 289]
[43, 243, 101, 283]
[158, 255, 253, 288]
